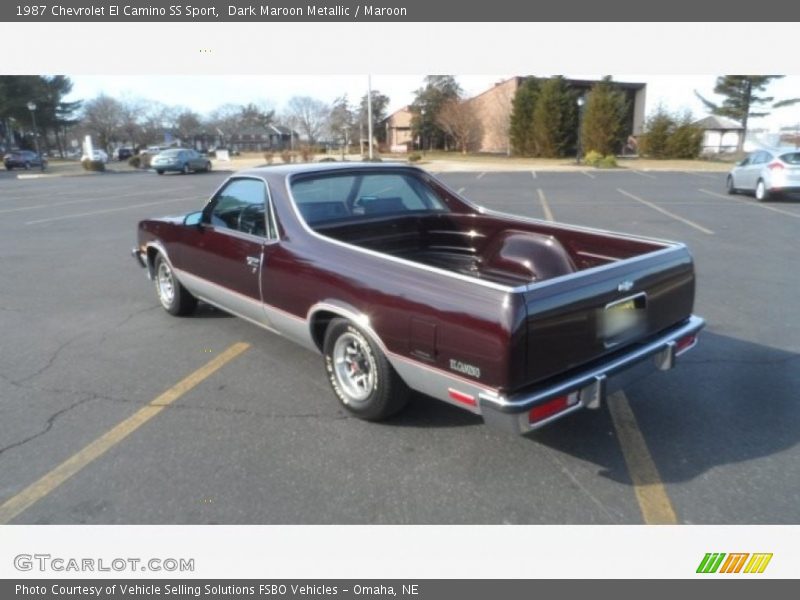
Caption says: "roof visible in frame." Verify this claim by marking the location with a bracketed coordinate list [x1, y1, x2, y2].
[238, 161, 419, 179]
[694, 115, 744, 130]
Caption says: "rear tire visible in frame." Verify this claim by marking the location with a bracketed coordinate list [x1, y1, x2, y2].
[24, 162, 31, 170]
[755, 179, 770, 202]
[156, 170, 164, 175]
[205, 161, 212, 172]
[153, 254, 197, 316]
[323, 318, 410, 421]
[182, 163, 190, 175]
[726, 175, 737, 195]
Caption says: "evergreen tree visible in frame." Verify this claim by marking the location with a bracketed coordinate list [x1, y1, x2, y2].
[695, 76, 800, 152]
[640, 105, 674, 159]
[410, 76, 462, 150]
[531, 76, 577, 158]
[581, 76, 628, 156]
[509, 77, 539, 156]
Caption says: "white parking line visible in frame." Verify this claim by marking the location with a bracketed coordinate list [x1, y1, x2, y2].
[25, 196, 200, 225]
[537, 188, 554, 221]
[531, 170, 537, 179]
[617, 188, 714, 235]
[684, 171, 720, 179]
[476, 172, 486, 179]
[632, 170, 657, 179]
[456, 187, 466, 195]
[698, 188, 800, 219]
[580, 170, 595, 179]
[0, 187, 197, 215]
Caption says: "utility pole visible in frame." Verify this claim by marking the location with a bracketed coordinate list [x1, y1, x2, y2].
[367, 75, 374, 160]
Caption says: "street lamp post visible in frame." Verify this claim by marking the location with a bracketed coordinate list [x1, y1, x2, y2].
[27, 101, 44, 171]
[576, 95, 585, 165]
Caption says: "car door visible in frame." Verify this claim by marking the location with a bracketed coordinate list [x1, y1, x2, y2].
[177, 177, 273, 325]
[187, 150, 206, 171]
[743, 151, 766, 189]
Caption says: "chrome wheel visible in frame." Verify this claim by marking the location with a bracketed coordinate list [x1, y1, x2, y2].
[156, 260, 175, 308]
[332, 331, 376, 403]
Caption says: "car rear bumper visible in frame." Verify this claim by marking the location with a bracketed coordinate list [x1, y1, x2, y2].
[478, 315, 705, 434]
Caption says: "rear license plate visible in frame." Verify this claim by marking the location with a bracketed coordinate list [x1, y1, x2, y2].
[602, 293, 646, 345]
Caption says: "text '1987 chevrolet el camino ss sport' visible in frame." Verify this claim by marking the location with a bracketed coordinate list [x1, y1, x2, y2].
[132, 163, 704, 434]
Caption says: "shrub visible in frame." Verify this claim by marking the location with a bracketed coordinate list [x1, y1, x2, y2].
[581, 76, 628, 157]
[299, 146, 315, 162]
[81, 159, 105, 172]
[583, 150, 603, 167]
[598, 155, 618, 168]
[280, 150, 293, 164]
[128, 155, 141, 168]
[317, 157, 337, 162]
[362, 155, 382, 162]
[640, 107, 674, 159]
[408, 152, 422, 163]
[263, 152, 274, 165]
[666, 119, 704, 159]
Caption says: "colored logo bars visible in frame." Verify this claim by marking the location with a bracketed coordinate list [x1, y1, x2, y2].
[696, 553, 773, 574]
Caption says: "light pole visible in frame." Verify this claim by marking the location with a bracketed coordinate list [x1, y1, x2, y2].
[27, 101, 44, 171]
[575, 95, 585, 165]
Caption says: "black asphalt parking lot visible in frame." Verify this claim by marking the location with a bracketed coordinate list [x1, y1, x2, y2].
[1, 167, 798, 524]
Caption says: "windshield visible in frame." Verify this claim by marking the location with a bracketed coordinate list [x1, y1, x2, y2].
[290, 171, 451, 226]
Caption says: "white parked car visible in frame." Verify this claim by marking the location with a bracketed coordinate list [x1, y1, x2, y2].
[81, 149, 109, 163]
[727, 147, 800, 201]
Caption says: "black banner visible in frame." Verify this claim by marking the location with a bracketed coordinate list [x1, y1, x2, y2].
[2, 0, 795, 22]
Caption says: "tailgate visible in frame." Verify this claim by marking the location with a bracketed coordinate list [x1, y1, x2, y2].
[520, 245, 695, 387]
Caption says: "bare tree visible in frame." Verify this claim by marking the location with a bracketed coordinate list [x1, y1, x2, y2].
[81, 94, 123, 151]
[436, 98, 483, 154]
[286, 96, 329, 145]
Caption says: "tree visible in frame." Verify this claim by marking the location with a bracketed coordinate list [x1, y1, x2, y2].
[665, 112, 704, 159]
[359, 90, 390, 144]
[174, 109, 203, 145]
[329, 95, 355, 148]
[436, 98, 482, 154]
[509, 77, 539, 156]
[639, 105, 674, 159]
[531, 76, 577, 158]
[286, 96, 329, 145]
[695, 76, 800, 152]
[581, 76, 628, 156]
[82, 94, 123, 151]
[410, 75, 462, 150]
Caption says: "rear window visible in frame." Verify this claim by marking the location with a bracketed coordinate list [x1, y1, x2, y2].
[290, 171, 449, 226]
[779, 152, 800, 165]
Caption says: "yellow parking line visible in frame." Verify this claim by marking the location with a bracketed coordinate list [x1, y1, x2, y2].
[0, 342, 251, 524]
[537, 188, 554, 221]
[607, 391, 678, 524]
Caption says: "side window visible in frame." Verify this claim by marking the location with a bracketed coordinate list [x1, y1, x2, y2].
[208, 178, 271, 238]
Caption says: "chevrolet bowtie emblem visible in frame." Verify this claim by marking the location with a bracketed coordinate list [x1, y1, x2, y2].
[617, 280, 634, 292]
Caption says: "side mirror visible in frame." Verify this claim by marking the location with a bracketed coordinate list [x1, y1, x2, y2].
[183, 211, 203, 226]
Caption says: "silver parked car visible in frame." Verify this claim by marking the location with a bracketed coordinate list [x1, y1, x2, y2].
[151, 148, 211, 175]
[727, 147, 800, 201]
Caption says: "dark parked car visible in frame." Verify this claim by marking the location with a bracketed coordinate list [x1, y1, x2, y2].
[115, 147, 134, 161]
[151, 148, 211, 175]
[132, 164, 704, 434]
[4, 150, 47, 170]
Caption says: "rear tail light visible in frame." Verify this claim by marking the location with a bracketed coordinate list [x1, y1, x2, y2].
[529, 392, 579, 424]
[675, 333, 697, 354]
[768, 161, 785, 171]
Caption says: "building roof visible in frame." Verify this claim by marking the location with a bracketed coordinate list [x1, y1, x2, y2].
[694, 115, 744, 130]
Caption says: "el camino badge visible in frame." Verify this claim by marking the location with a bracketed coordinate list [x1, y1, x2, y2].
[449, 359, 481, 378]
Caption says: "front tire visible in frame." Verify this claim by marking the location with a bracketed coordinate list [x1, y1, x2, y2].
[755, 179, 770, 202]
[726, 175, 737, 195]
[154, 254, 197, 316]
[156, 170, 164, 175]
[323, 318, 410, 421]
[182, 163, 190, 175]
[24, 162, 31, 170]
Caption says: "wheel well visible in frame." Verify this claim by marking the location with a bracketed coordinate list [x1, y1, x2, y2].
[146, 246, 160, 278]
[309, 310, 339, 351]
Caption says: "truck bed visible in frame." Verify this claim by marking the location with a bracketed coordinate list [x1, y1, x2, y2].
[315, 212, 670, 288]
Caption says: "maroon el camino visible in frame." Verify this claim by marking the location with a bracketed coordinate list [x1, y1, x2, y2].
[132, 163, 704, 434]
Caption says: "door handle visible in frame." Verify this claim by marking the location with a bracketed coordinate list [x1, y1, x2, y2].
[246, 256, 261, 268]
